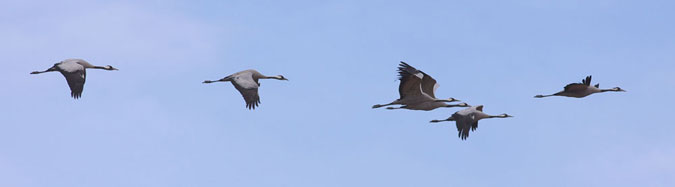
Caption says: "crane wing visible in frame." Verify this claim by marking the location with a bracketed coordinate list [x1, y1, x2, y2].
[397, 61, 440, 98]
[582, 76, 592, 86]
[562, 76, 592, 92]
[231, 73, 261, 110]
[454, 114, 473, 140]
[420, 72, 439, 98]
[60, 69, 86, 99]
[397, 62, 424, 98]
[398, 75, 423, 98]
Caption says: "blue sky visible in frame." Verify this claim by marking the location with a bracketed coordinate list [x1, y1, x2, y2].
[1, 0, 674, 186]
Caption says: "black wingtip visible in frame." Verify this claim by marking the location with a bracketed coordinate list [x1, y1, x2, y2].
[396, 61, 420, 80]
[246, 100, 261, 110]
[459, 133, 468, 140]
[398, 61, 413, 69]
[71, 92, 82, 99]
[582, 75, 592, 85]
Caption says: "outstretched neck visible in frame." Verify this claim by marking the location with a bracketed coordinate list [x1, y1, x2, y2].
[435, 98, 458, 102]
[441, 102, 468, 108]
[91, 66, 117, 71]
[443, 103, 465, 108]
[262, 75, 285, 80]
[600, 89, 617, 92]
[486, 114, 511, 119]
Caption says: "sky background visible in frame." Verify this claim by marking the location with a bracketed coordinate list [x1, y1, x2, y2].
[1, 0, 674, 186]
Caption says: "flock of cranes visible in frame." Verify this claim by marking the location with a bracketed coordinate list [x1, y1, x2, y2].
[372, 62, 512, 140]
[31, 59, 626, 140]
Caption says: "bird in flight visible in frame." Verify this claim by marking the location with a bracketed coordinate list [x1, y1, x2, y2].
[430, 105, 512, 140]
[31, 58, 118, 99]
[373, 61, 467, 111]
[535, 75, 625, 98]
[203, 69, 288, 110]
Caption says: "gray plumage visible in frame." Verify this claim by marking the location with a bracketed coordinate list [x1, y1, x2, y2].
[430, 105, 512, 140]
[30, 58, 118, 99]
[535, 75, 625, 98]
[203, 69, 287, 110]
[372, 61, 467, 111]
